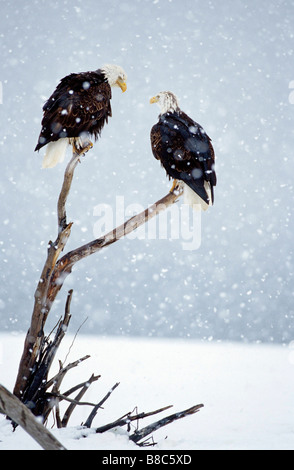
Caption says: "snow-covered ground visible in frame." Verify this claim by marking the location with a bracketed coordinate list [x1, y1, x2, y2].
[0, 332, 293, 450]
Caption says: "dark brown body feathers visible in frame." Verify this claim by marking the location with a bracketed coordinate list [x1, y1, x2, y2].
[150, 110, 216, 205]
[35, 69, 112, 151]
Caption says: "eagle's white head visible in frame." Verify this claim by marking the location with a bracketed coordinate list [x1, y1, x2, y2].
[150, 91, 180, 114]
[101, 64, 127, 92]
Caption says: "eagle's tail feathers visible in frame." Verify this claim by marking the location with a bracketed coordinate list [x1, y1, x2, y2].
[183, 183, 212, 211]
[42, 138, 69, 169]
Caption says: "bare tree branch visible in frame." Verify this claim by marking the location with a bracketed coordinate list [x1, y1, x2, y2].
[84, 382, 120, 428]
[61, 373, 100, 427]
[57, 153, 81, 233]
[55, 188, 183, 277]
[51, 393, 98, 408]
[45, 188, 183, 316]
[45, 354, 91, 391]
[43, 354, 91, 426]
[59, 376, 101, 399]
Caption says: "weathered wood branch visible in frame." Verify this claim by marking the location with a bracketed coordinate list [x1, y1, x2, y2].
[22, 290, 73, 414]
[57, 152, 82, 233]
[47, 375, 100, 428]
[84, 382, 120, 428]
[94, 405, 173, 434]
[58, 376, 101, 400]
[129, 404, 204, 445]
[93, 403, 204, 446]
[61, 373, 100, 428]
[51, 393, 98, 408]
[56, 189, 183, 275]
[13, 150, 81, 400]
[13, 223, 73, 400]
[45, 354, 91, 391]
[46, 188, 183, 310]
[43, 354, 91, 426]
[0, 384, 66, 450]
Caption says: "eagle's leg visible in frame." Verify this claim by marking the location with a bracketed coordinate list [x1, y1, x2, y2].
[169, 179, 179, 193]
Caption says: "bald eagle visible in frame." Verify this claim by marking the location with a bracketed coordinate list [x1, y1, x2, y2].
[35, 64, 127, 168]
[150, 91, 216, 211]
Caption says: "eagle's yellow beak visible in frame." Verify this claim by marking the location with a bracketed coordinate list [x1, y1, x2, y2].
[117, 79, 127, 93]
[150, 96, 158, 104]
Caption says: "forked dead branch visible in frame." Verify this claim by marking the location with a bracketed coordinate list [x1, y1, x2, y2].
[5, 145, 203, 448]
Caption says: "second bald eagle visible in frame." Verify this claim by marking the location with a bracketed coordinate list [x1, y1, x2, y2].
[150, 91, 216, 210]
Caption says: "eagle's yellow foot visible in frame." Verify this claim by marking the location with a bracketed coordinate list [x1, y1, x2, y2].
[72, 140, 93, 156]
[80, 141, 93, 155]
[169, 180, 179, 193]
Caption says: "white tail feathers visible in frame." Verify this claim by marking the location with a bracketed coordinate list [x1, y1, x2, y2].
[183, 183, 212, 211]
[42, 138, 69, 169]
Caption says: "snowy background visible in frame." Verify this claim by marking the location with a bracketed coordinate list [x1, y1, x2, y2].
[0, 0, 294, 344]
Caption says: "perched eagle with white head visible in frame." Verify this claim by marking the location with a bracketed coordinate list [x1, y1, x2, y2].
[150, 91, 216, 211]
[35, 64, 127, 168]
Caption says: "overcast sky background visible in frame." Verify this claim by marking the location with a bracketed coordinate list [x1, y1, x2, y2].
[0, 0, 293, 343]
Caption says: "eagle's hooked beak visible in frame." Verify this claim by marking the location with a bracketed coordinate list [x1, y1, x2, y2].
[116, 78, 127, 93]
[150, 96, 158, 104]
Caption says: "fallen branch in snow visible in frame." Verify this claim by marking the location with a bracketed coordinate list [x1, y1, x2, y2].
[129, 404, 204, 445]
[93, 403, 204, 446]
[0, 384, 66, 450]
[94, 405, 173, 434]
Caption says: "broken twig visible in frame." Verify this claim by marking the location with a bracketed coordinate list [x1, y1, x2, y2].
[130, 404, 204, 445]
[84, 382, 120, 428]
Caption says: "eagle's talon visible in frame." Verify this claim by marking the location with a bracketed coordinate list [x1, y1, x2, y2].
[73, 141, 93, 156]
[80, 141, 93, 155]
[169, 180, 178, 193]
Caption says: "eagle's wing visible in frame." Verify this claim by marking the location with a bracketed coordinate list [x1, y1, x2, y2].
[150, 122, 163, 161]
